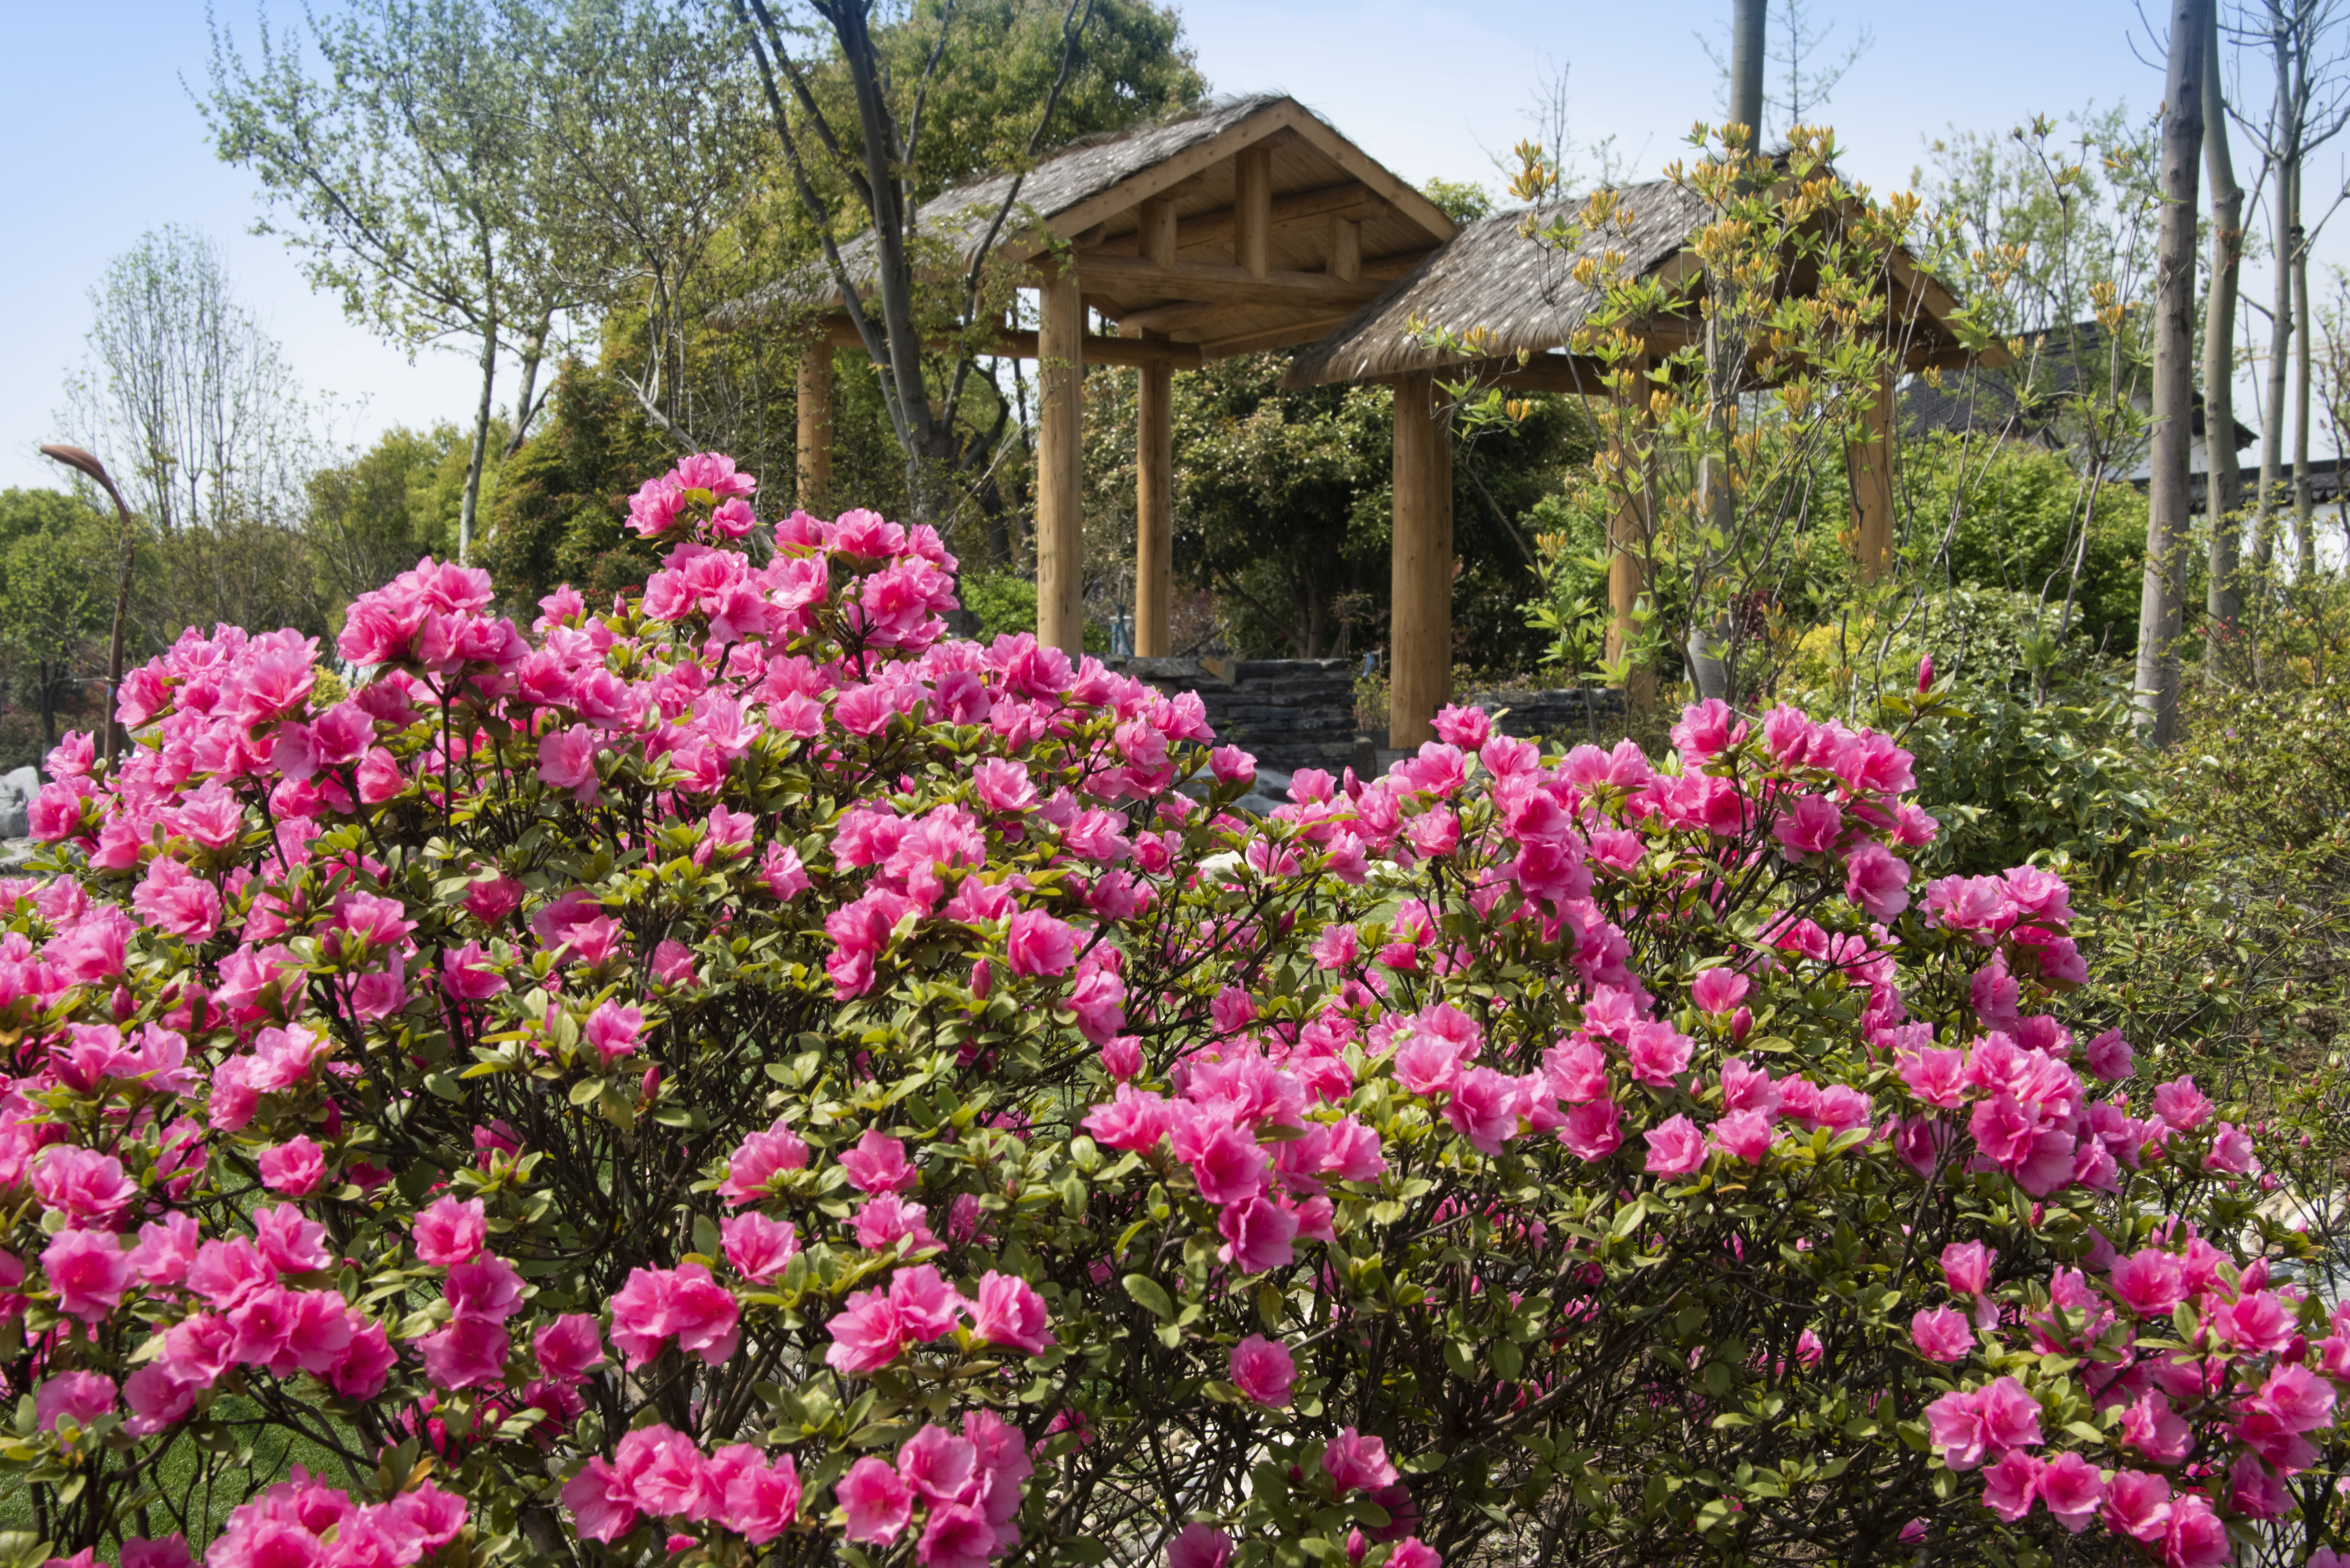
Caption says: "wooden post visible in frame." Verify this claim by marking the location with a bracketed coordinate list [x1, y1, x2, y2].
[1133, 198, 1177, 659]
[1037, 270, 1087, 657]
[1389, 370, 1453, 749]
[796, 341, 834, 515]
[1135, 352, 1173, 658]
[1329, 216, 1361, 282]
[1606, 357, 1656, 711]
[1846, 371, 1895, 583]
[1235, 146, 1272, 279]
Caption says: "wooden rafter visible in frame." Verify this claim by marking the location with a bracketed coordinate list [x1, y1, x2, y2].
[1084, 182, 1391, 258]
[815, 313, 1204, 369]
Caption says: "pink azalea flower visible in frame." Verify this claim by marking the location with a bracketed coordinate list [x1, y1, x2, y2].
[1910, 1307, 1972, 1362]
[412, 1196, 488, 1267]
[1228, 1334, 1296, 1407]
[1168, 1525, 1233, 1568]
[838, 1455, 913, 1543]
[1322, 1428, 1398, 1493]
[1643, 1115, 1708, 1177]
[839, 1129, 919, 1194]
[970, 1271, 1055, 1356]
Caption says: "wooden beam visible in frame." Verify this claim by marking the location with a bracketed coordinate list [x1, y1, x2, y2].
[1037, 269, 1086, 657]
[1397, 353, 1615, 396]
[1389, 370, 1453, 749]
[796, 341, 834, 514]
[1138, 197, 1176, 269]
[1234, 146, 1272, 279]
[816, 313, 1201, 369]
[1088, 182, 1386, 258]
[1846, 369, 1895, 583]
[1113, 299, 1235, 335]
[1329, 215, 1361, 283]
[1013, 101, 1297, 258]
[1135, 342, 1173, 657]
[1274, 104, 1459, 246]
[1200, 315, 1361, 360]
[1066, 252, 1389, 309]
[1361, 248, 1437, 281]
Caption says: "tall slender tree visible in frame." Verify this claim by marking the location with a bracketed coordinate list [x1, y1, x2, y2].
[2204, 1, 2248, 643]
[204, 0, 569, 564]
[2231, 0, 2350, 578]
[60, 227, 307, 536]
[2141, 0, 2210, 748]
[730, 0, 1099, 519]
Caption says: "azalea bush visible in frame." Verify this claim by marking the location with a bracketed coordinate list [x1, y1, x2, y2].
[7, 452, 2350, 1568]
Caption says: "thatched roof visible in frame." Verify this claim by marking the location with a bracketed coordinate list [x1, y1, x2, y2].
[1282, 177, 1996, 391]
[1904, 317, 2255, 458]
[1282, 181, 1708, 389]
[715, 93, 1447, 331]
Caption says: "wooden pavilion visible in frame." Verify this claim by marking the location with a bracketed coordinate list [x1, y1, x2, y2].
[722, 95, 1996, 747]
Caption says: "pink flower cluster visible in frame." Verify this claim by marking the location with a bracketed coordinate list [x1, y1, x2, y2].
[15, 445, 2345, 1567]
[834, 1413, 1031, 1567]
[1082, 1025, 1383, 1274]
[561, 1423, 803, 1546]
[208, 1472, 466, 1568]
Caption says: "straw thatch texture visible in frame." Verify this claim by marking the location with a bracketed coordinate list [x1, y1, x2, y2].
[713, 94, 1290, 329]
[1281, 180, 1709, 388]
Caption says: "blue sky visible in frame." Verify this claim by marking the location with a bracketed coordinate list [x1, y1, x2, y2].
[0, 0, 2320, 492]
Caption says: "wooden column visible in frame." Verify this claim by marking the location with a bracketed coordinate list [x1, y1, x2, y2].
[1329, 215, 1361, 282]
[796, 342, 834, 514]
[1135, 355, 1173, 657]
[1846, 370, 1896, 583]
[1037, 270, 1087, 657]
[1235, 146, 1272, 279]
[1133, 200, 1177, 657]
[1606, 357, 1656, 711]
[1390, 370, 1453, 749]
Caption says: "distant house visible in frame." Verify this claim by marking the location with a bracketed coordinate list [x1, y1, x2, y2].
[1899, 318, 2266, 508]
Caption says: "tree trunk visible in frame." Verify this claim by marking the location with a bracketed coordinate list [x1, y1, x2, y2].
[2295, 240, 2316, 572]
[1730, 0, 1767, 144]
[2202, 0, 2245, 648]
[503, 315, 552, 461]
[460, 323, 499, 567]
[2255, 22, 2299, 574]
[2138, 0, 2208, 749]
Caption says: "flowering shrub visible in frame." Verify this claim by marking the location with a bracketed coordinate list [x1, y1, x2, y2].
[6, 452, 2347, 1568]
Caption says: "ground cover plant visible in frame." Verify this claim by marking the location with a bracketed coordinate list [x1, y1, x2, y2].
[6, 456, 2349, 1568]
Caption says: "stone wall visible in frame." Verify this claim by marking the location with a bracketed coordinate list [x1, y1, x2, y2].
[1109, 657, 1361, 775]
[1467, 686, 1627, 744]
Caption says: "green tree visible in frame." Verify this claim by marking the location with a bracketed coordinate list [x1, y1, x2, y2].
[1161, 355, 1585, 666]
[306, 422, 509, 617]
[730, 0, 1202, 513]
[205, 0, 567, 564]
[0, 490, 108, 750]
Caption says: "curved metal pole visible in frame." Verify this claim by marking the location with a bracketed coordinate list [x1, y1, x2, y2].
[37, 445, 135, 769]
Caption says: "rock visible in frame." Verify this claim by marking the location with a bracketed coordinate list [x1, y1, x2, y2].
[0, 768, 39, 840]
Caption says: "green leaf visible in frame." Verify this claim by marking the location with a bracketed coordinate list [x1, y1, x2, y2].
[1123, 1273, 1175, 1321]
